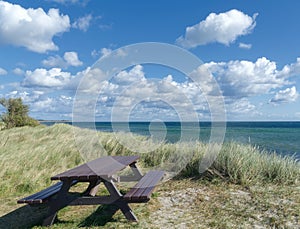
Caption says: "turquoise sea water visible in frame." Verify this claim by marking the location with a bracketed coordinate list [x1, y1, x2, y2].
[44, 121, 300, 159]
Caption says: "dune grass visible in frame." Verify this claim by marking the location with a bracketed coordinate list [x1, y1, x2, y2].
[0, 123, 299, 197]
[0, 124, 299, 227]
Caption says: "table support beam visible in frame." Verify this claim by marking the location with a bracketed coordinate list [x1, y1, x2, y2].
[120, 163, 143, 182]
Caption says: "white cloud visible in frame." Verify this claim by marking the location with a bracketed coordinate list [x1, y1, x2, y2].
[15, 57, 300, 120]
[33, 97, 54, 111]
[99, 23, 112, 31]
[49, 0, 81, 4]
[48, 0, 89, 6]
[42, 51, 83, 68]
[227, 98, 256, 114]
[239, 43, 252, 49]
[72, 14, 92, 32]
[63, 52, 83, 66]
[0, 1, 70, 53]
[23, 68, 72, 88]
[278, 57, 300, 78]
[177, 9, 257, 48]
[270, 86, 298, 104]
[76, 65, 210, 120]
[0, 67, 7, 75]
[42, 55, 66, 68]
[13, 68, 24, 75]
[91, 48, 127, 58]
[91, 49, 99, 58]
[100, 48, 112, 57]
[114, 65, 146, 84]
[91, 48, 112, 58]
[205, 57, 289, 98]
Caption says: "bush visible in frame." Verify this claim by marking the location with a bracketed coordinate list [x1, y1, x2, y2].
[0, 98, 39, 129]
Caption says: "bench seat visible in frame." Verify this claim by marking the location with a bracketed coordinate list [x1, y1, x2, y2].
[17, 180, 78, 205]
[123, 170, 164, 203]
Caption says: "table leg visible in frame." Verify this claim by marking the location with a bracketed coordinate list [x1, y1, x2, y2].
[115, 200, 138, 221]
[42, 180, 75, 226]
[130, 162, 143, 179]
[120, 162, 143, 182]
[103, 180, 138, 221]
[83, 179, 101, 196]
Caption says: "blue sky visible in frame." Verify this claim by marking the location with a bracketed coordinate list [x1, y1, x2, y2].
[0, 0, 300, 121]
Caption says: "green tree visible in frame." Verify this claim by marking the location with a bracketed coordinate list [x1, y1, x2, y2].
[0, 98, 39, 129]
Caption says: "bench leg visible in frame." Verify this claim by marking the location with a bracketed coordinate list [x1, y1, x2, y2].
[42, 180, 74, 226]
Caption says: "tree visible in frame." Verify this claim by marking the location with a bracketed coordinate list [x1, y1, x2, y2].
[0, 98, 39, 129]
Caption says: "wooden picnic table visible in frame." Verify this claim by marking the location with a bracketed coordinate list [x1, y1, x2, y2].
[17, 155, 164, 226]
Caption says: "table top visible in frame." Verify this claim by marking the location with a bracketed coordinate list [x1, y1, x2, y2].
[51, 155, 140, 181]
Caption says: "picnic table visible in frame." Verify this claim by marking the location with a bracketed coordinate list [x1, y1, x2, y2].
[17, 155, 164, 226]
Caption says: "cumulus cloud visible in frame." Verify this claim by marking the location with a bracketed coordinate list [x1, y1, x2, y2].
[0, 67, 7, 75]
[205, 57, 289, 98]
[63, 52, 83, 66]
[74, 65, 210, 120]
[0, 1, 70, 53]
[48, 0, 89, 6]
[100, 48, 112, 57]
[72, 14, 92, 32]
[278, 57, 300, 78]
[177, 9, 257, 48]
[13, 68, 24, 75]
[113, 65, 146, 84]
[91, 48, 127, 58]
[15, 56, 300, 120]
[23, 68, 73, 88]
[270, 86, 298, 104]
[239, 43, 252, 49]
[227, 98, 256, 114]
[42, 55, 66, 68]
[42, 51, 83, 68]
[49, 0, 81, 4]
[91, 48, 113, 58]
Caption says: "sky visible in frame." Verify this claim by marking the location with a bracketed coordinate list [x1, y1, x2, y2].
[0, 0, 300, 121]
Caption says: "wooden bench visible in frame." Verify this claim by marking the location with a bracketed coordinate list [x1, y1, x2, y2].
[17, 180, 78, 205]
[124, 170, 164, 203]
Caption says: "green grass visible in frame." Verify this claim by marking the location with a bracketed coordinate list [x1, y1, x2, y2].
[0, 124, 299, 228]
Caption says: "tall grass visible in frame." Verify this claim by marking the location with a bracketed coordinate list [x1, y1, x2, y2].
[0, 124, 299, 199]
[211, 143, 299, 185]
[98, 131, 299, 185]
[0, 125, 83, 195]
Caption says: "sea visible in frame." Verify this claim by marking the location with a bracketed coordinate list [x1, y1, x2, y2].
[43, 121, 300, 160]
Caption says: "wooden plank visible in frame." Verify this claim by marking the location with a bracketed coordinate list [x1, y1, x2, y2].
[69, 196, 120, 205]
[138, 171, 164, 199]
[17, 182, 63, 204]
[17, 180, 78, 204]
[130, 171, 163, 200]
[88, 155, 140, 177]
[124, 171, 164, 201]
[51, 156, 140, 180]
[123, 174, 150, 199]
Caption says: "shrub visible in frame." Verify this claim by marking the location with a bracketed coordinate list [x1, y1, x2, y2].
[0, 97, 39, 129]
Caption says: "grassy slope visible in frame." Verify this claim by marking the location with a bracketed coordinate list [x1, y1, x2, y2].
[0, 124, 299, 228]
